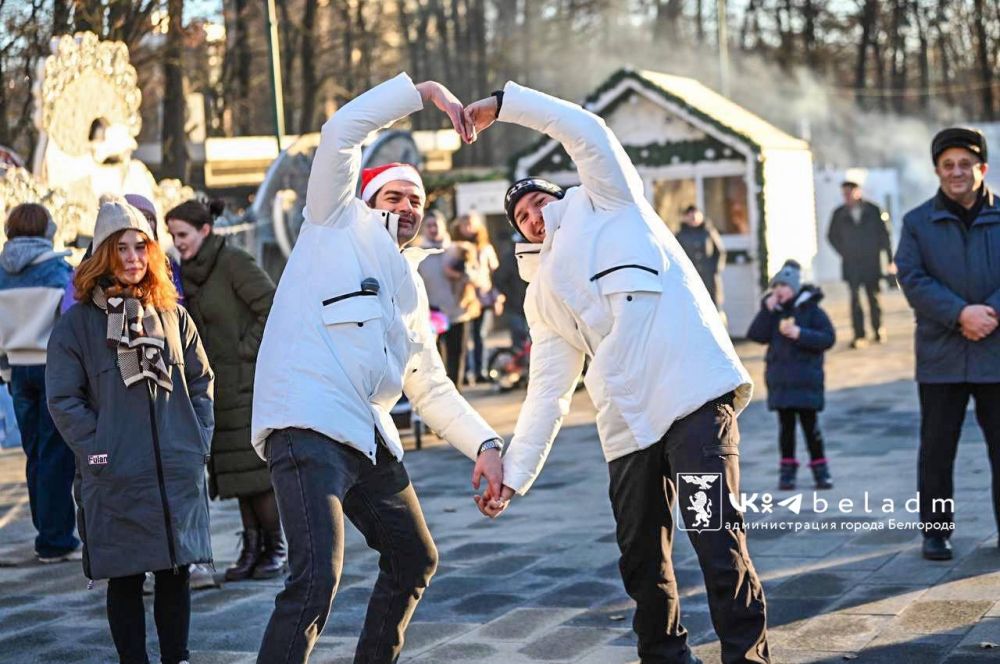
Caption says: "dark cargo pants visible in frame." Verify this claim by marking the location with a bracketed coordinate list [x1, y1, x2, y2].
[608, 393, 770, 664]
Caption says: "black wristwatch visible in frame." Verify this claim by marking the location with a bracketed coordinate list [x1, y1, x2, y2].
[478, 437, 504, 456]
[491, 90, 504, 116]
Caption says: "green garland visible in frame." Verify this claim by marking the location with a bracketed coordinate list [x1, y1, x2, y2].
[509, 67, 772, 287]
[529, 137, 739, 173]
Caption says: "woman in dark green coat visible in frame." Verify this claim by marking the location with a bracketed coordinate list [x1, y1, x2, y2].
[166, 199, 284, 581]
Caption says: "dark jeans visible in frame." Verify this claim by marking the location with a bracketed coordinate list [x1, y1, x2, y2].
[777, 408, 826, 461]
[437, 320, 468, 388]
[608, 394, 769, 664]
[9, 364, 78, 557]
[107, 566, 191, 664]
[258, 428, 438, 664]
[918, 382, 1000, 537]
[467, 312, 486, 378]
[847, 278, 882, 339]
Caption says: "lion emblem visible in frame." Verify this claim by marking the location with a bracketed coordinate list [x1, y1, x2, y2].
[681, 474, 719, 529]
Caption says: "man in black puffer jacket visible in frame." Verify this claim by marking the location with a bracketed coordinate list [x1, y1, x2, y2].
[747, 260, 836, 491]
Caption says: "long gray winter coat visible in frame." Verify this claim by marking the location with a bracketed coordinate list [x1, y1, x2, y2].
[46, 301, 215, 580]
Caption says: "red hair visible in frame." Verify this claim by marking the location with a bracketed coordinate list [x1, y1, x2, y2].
[74, 230, 178, 310]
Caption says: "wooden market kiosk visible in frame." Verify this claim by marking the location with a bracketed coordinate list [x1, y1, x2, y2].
[511, 68, 818, 333]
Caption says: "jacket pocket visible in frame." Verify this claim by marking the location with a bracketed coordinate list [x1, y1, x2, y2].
[321, 294, 385, 399]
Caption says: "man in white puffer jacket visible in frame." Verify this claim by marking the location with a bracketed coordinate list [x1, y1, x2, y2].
[465, 86, 769, 664]
[251, 74, 504, 664]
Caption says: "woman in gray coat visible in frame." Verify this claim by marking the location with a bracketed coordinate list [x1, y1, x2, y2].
[46, 198, 214, 664]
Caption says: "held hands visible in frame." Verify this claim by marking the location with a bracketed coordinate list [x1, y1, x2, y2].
[471, 448, 515, 518]
[463, 96, 500, 136]
[416, 81, 475, 144]
[959, 304, 998, 341]
[414, 84, 500, 144]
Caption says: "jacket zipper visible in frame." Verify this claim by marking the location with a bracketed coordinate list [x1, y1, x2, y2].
[147, 384, 179, 572]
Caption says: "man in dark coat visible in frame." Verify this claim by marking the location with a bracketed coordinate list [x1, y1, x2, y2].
[675, 205, 726, 310]
[827, 182, 894, 348]
[895, 126, 1000, 562]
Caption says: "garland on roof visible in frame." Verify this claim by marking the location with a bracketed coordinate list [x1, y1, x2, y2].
[528, 137, 741, 174]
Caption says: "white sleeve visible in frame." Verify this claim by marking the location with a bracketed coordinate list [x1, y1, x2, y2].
[305, 73, 423, 227]
[498, 81, 644, 212]
[403, 281, 498, 461]
[501, 320, 586, 495]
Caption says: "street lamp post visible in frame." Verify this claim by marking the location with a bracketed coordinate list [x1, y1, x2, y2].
[718, 0, 730, 97]
[263, 0, 285, 153]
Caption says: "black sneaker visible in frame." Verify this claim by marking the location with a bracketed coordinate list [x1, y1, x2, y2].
[849, 337, 869, 350]
[922, 536, 953, 561]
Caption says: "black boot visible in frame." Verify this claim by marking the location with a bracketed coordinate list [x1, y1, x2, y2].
[922, 536, 953, 561]
[252, 530, 288, 580]
[779, 458, 799, 490]
[809, 458, 833, 489]
[225, 529, 261, 582]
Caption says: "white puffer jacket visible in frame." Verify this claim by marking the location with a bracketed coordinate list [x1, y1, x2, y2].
[498, 82, 753, 494]
[251, 73, 497, 463]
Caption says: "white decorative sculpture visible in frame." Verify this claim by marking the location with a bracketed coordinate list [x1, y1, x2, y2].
[0, 32, 196, 255]
[32, 32, 157, 239]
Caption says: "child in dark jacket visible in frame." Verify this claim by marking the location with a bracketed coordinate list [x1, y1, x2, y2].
[747, 259, 836, 490]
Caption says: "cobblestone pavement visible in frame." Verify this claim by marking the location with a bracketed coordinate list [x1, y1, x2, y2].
[2, 285, 999, 664]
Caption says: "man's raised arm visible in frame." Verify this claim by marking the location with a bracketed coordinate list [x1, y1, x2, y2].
[306, 74, 472, 227]
[465, 84, 645, 211]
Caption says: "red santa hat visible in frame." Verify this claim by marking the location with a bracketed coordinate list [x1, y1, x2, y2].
[360, 162, 424, 203]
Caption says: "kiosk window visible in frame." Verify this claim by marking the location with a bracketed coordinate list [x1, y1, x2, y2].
[703, 176, 749, 235]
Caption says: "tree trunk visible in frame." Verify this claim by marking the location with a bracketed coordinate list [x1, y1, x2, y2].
[354, 0, 373, 91]
[161, 0, 188, 180]
[802, 0, 818, 69]
[889, 0, 905, 113]
[0, 55, 9, 148]
[298, 0, 318, 133]
[695, 0, 704, 44]
[873, 38, 888, 113]
[934, 1, 956, 107]
[914, 3, 930, 111]
[337, 0, 354, 98]
[223, 0, 254, 134]
[654, 0, 684, 43]
[740, 0, 760, 51]
[277, 0, 298, 132]
[439, 0, 459, 100]
[854, 0, 878, 108]
[973, 0, 994, 118]
[52, 0, 71, 37]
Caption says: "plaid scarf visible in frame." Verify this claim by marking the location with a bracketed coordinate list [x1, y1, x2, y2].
[92, 286, 173, 391]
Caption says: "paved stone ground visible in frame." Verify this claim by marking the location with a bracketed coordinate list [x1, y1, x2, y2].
[2, 284, 999, 664]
